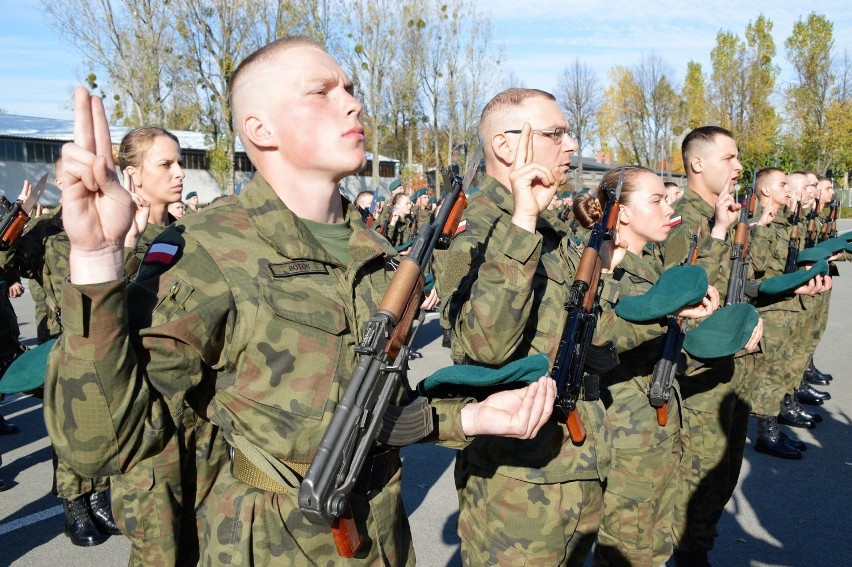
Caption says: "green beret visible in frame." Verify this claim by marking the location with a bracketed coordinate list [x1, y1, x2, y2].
[185, 191, 197, 200]
[428, 197, 437, 205]
[837, 230, 852, 241]
[796, 247, 830, 264]
[416, 354, 549, 396]
[0, 339, 56, 394]
[424, 272, 435, 293]
[560, 190, 572, 198]
[393, 239, 414, 252]
[410, 189, 427, 201]
[388, 179, 402, 191]
[759, 259, 829, 296]
[376, 196, 386, 202]
[683, 304, 759, 359]
[814, 237, 847, 254]
[467, 186, 480, 196]
[615, 265, 708, 323]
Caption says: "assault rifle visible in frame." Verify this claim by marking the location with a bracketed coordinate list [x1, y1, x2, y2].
[299, 172, 469, 557]
[725, 175, 756, 306]
[551, 168, 623, 443]
[830, 200, 839, 238]
[0, 173, 48, 251]
[649, 227, 700, 426]
[784, 202, 802, 274]
[819, 200, 837, 241]
[804, 189, 822, 249]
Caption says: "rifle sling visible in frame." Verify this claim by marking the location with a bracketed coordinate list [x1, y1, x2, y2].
[378, 396, 434, 446]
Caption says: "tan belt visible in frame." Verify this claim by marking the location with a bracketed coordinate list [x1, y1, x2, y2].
[231, 448, 309, 494]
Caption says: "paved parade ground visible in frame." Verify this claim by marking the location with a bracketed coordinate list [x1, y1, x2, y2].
[2, 222, 852, 567]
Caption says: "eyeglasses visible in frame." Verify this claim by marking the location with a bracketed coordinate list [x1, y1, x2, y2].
[503, 127, 571, 144]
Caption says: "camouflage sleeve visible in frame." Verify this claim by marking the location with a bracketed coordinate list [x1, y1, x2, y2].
[749, 224, 776, 276]
[46, 234, 232, 478]
[430, 397, 476, 449]
[595, 276, 666, 352]
[658, 222, 730, 293]
[449, 222, 543, 365]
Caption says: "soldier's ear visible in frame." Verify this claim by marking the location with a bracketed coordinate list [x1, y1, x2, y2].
[242, 114, 276, 150]
[690, 155, 703, 174]
[619, 206, 631, 224]
[124, 166, 140, 190]
[491, 133, 513, 166]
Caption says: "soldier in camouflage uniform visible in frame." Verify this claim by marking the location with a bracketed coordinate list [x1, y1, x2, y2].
[45, 37, 555, 566]
[438, 88, 609, 566]
[574, 167, 719, 566]
[653, 127, 764, 566]
[781, 173, 832, 426]
[12, 163, 119, 548]
[747, 168, 829, 457]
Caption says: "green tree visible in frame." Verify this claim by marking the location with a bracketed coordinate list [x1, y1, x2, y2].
[784, 12, 847, 176]
[681, 61, 707, 132]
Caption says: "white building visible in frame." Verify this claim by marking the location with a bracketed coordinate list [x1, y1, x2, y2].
[0, 114, 400, 205]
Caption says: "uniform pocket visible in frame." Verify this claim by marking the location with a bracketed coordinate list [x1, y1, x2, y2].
[233, 279, 348, 419]
[602, 466, 653, 547]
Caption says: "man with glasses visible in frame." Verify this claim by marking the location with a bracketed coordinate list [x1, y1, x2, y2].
[438, 88, 609, 565]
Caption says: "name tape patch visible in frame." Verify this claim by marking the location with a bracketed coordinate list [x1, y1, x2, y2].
[269, 261, 329, 278]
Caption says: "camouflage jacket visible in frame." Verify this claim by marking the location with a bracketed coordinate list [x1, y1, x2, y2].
[46, 175, 470, 482]
[654, 188, 732, 300]
[437, 174, 609, 483]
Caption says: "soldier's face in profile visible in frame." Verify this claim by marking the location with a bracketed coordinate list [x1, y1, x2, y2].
[620, 171, 674, 245]
[700, 134, 742, 196]
[512, 98, 577, 176]
[767, 171, 790, 208]
[266, 45, 366, 180]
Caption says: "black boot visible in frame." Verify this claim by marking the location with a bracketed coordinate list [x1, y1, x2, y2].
[755, 416, 802, 459]
[63, 496, 107, 546]
[88, 490, 122, 536]
[778, 430, 807, 451]
[804, 359, 831, 385]
[778, 394, 815, 429]
[673, 549, 711, 567]
[796, 379, 830, 405]
[792, 395, 823, 423]
[441, 329, 451, 348]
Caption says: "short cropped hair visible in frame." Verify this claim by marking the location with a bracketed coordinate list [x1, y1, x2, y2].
[681, 126, 735, 171]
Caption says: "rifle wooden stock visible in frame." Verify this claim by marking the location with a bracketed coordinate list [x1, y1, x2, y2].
[0, 203, 29, 251]
[566, 410, 587, 443]
[379, 260, 424, 360]
[330, 508, 362, 558]
[437, 192, 468, 249]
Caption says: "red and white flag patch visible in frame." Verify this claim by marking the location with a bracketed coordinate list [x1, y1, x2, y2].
[143, 242, 180, 265]
[453, 219, 468, 236]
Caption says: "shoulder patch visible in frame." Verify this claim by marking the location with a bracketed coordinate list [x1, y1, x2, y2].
[143, 242, 180, 266]
[268, 260, 329, 278]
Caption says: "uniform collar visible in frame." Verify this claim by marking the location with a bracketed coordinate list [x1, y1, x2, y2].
[240, 175, 395, 268]
[617, 249, 660, 283]
[679, 187, 717, 221]
[479, 174, 562, 235]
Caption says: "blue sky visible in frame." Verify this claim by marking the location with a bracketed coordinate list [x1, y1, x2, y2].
[1, 0, 850, 120]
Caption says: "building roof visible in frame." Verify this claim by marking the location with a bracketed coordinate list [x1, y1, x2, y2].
[0, 113, 247, 152]
[0, 113, 400, 165]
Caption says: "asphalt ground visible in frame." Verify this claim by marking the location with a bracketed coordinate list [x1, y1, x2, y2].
[2, 221, 852, 566]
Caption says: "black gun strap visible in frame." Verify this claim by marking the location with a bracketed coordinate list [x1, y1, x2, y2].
[378, 396, 434, 446]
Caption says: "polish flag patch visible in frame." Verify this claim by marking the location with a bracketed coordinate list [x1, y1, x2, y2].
[454, 219, 468, 236]
[143, 242, 180, 265]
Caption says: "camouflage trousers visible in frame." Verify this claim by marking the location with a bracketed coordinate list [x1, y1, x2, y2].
[672, 357, 749, 553]
[799, 291, 830, 367]
[201, 464, 414, 565]
[53, 450, 109, 499]
[594, 378, 681, 567]
[455, 458, 602, 566]
[112, 413, 228, 567]
[749, 306, 803, 416]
